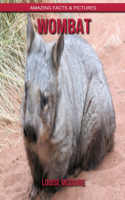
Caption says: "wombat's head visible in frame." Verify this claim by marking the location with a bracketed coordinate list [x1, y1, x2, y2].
[21, 14, 64, 143]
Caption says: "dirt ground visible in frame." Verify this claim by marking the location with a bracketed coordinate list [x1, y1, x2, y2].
[0, 10, 125, 200]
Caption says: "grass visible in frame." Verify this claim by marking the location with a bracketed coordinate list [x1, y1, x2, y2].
[0, 12, 26, 126]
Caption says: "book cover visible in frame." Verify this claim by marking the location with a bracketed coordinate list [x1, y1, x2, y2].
[0, 1, 125, 200]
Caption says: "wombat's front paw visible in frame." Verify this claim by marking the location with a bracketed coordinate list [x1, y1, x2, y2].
[29, 182, 41, 200]
[40, 189, 53, 200]
[73, 166, 83, 178]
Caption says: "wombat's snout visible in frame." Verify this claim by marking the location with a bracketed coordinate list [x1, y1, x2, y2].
[24, 124, 37, 143]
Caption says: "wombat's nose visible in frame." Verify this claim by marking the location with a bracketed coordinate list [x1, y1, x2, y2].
[23, 124, 37, 143]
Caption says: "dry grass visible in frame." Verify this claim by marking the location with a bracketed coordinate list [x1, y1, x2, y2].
[0, 12, 27, 126]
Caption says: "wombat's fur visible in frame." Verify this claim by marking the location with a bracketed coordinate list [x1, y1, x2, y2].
[21, 15, 116, 200]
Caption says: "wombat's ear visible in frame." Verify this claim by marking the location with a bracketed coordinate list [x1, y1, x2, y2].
[27, 13, 35, 52]
[52, 34, 64, 70]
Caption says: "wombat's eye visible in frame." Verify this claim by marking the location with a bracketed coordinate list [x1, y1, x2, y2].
[43, 96, 48, 107]
[40, 95, 49, 111]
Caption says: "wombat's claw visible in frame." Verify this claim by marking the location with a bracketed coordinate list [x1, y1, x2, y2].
[29, 183, 41, 200]
[40, 190, 53, 200]
[73, 166, 83, 178]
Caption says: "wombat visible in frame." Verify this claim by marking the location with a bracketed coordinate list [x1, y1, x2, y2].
[21, 15, 116, 200]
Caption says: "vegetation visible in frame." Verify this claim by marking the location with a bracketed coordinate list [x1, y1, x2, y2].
[0, 12, 26, 124]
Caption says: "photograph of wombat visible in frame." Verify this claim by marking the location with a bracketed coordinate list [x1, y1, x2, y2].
[21, 14, 116, 200]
